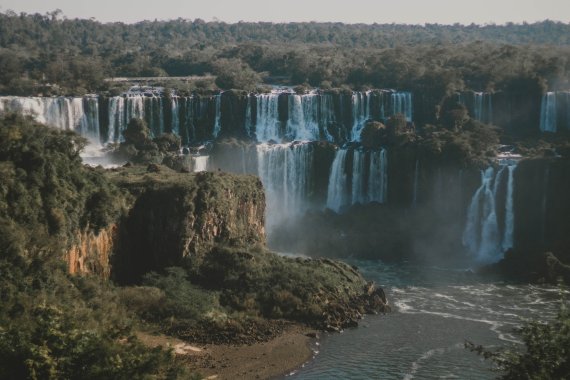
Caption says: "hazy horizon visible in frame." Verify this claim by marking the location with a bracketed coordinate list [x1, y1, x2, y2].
[1, 0, 569, 25]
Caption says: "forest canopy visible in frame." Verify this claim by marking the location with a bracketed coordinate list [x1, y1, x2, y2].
[0, 11, 569, 95]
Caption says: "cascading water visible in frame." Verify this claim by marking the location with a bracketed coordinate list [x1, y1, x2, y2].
[244, 95, 253, 138]
[391, 92, 413, 122]
[350, 91, 372, 141]
[326, 149, 349, 212]
[473, 92, 493, 124]
[192, 156, 209, 172]
[463, 162, 518, 262]
[255, 93, 281, 142]
[171, 96, 180, 135]
[320, 94, 335, 142]
[326, 148, 388, 212]
[367, 149, 388, 203]
[540, 92, 557, 132]
[351, 150, 366, 204]
[213, 94, 222, 138]
[256, 143, 312, 231]
[287, 94, 320, 141]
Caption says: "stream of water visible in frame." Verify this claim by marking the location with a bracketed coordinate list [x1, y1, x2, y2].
[289, 260, 565, 379]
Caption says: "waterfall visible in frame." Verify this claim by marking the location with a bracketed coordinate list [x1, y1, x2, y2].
[473, 92, 492, 124]
[0, 96, 99, 141]
[326, 149, 349, 212]
[463, 162, 518, 262]
[108, 96, 125, 143]
[368, 148, 388, 203]
[351, 150, 366, 204]
[213, 94, 222, 138]
[126, 95, 145, 128]
[287, 94, 320, 141]
[540, 92, 557, 132]
[171, 97, 180, 135]
[256, 143, 312, 230]
[350, 91, 371, 141]
[245, 95, 253, 138]
[192, 156, 209, 172]
[320, 94, 335, 142]
[327, 148, 388, 211]
[390, 92, 412, 122]
[255, 94, 281, 142]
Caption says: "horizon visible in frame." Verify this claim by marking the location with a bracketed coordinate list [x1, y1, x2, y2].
[1, 0, 569, 25]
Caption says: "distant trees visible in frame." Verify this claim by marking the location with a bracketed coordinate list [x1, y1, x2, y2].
[0, 11, 569, 95]
[213, 58, 261, 91]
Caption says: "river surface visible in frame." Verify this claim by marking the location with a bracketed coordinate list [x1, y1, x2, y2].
[287, 260, 565, 379]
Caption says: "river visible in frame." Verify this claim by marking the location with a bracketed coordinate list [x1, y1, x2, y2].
[289, 260, 565, 379]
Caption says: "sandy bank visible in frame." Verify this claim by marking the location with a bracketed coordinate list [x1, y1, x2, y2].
[137, 323, 317, 379]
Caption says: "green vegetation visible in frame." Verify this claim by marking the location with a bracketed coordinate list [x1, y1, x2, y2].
[0, 11, 569, 94]
[0, 114, 186, 378]
[467, 299, 570, 379]
[0, 115, 388, 376]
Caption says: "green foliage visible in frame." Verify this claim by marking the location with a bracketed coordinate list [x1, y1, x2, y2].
[360, 121, 387, 149]
[467, 300, 570, 379]
[0, 259, 183, 380]
[213, 58, 262, 91]
[186, 245, 377, 328]
[0, 114, 189, 379]
[0, 11, 569, 94]
[123, 118, 151, 148]
[419, 119, 500, 167]
[120, 267, 218, 324]
[0, 114, 124, 251]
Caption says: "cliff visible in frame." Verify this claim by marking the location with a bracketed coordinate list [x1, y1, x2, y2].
[105, 166, 265, 283]
[66, 224, 116, 277]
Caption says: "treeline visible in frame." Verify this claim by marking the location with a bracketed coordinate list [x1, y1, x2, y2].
[1, 10, 570, 95]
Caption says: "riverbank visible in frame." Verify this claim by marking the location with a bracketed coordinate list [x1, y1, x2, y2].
[137, 323, 317, 379]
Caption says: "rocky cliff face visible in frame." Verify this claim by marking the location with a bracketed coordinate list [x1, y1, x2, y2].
[110, 169, 266, 283]
[66, 224, 117, 278]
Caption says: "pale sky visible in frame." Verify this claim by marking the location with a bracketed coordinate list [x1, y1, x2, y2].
[1, 0, 569, 25]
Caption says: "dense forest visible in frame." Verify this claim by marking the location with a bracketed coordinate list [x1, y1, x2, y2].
[1, 11, 570, 95]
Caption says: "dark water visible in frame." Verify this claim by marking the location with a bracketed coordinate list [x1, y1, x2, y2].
[287, 261, 565, 380]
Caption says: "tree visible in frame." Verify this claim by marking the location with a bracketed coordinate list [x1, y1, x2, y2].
[213, 58, 261, 91]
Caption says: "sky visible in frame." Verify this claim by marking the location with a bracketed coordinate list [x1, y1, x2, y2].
[1, 0, 569, 25]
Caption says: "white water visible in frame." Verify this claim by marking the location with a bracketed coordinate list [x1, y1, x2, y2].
[0, 96, 101, 143]
[391, 91, 413, 122]
[326, 149, 349, 212]
[463, 162, 518, 263]
[292, 261, 566, 380]
[192, 155, 209, 172]
[244, 94, 253, 138]
[327, 148, 388, 212]
[351, 91, 372, 141]
[255, 94, 281, 142]
[473, 92, 493, 124]
[287, 94, 320, 141]
[256, 143, 312, 231]
[368, 149, 388, 203]
[540, 92, 557, 132]
[213, 94, 222, 137]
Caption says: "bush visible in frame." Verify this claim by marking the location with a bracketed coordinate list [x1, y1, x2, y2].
[467, 299, 570, 379]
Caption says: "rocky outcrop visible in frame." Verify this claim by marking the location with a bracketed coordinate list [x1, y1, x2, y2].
[66, 224, 117, 278]
[111, 169, 266, 283]
[513, 158, 570, 262]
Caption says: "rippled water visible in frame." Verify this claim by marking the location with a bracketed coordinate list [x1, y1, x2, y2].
[288, 261, 565, 380]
